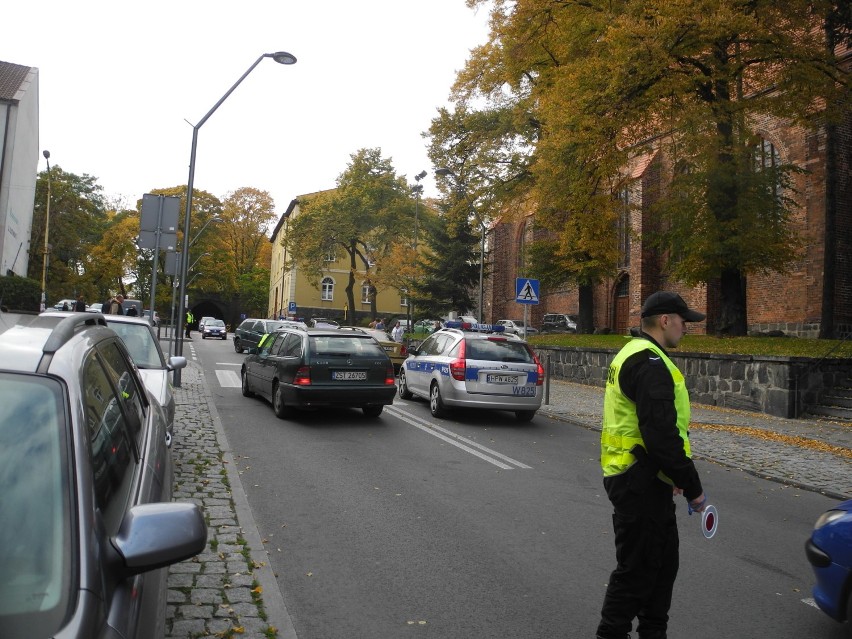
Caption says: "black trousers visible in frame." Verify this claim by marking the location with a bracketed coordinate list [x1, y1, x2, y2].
[596, 473, 679, 639]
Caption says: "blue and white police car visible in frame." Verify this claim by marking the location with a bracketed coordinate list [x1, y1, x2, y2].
[398, 321, 544, 421]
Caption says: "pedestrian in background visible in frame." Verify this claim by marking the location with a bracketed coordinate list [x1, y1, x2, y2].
[596, 291, 708, 639]
[73, 295, 86, 312]
[391, 320, 404, 343]
[105, 295, 124, 315]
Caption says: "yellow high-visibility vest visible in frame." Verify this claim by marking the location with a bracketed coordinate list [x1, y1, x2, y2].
[601, 339, 692, 480]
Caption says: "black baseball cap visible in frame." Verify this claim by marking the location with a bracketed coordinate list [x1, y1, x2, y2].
[641, 291, 706, 322]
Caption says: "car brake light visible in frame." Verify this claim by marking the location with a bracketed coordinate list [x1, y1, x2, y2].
[532, 352, 545, 386]
[450, 339, 466, 381]
[400, 344, 407, 356]
[294, 366, 311, 385]
[385, 364, 395, 385]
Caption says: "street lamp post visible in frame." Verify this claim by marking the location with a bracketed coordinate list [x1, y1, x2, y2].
[409, 170, 427, 327]
[174, 51, 296, 387]
[435, 167, 487, 324]
[40, 150, 52, 312]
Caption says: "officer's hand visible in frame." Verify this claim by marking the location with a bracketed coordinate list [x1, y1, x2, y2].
[688, 492, 707, 513]
[672, 487, 684, 497]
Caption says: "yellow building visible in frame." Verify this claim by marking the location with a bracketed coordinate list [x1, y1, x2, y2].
[268, 191, 409, 324]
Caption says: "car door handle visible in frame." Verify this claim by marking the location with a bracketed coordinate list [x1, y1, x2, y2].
[165, 432, 173, 448]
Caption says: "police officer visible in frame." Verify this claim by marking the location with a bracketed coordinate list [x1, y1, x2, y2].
[596, 291, 708, 639]
[185, 310, 194, 338]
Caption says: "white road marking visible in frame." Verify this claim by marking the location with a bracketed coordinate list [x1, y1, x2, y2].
[385, 405, 531, 470]
[801, 597, 819, 609]
[216, 370, 241, 387]
[216, 362, 242, 366]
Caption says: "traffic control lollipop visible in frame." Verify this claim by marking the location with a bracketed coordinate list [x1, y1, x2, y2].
[687, 496, 719, 539]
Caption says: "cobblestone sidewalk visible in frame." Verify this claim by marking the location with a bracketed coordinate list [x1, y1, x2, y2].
[165, 361, 295, 639]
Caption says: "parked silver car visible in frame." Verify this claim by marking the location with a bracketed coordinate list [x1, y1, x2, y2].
[45, 312, 187, 437]
[398, 322, 545, 421]
[0, 311, 206, 639]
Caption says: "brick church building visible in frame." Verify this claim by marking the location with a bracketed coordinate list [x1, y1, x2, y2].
[488, 68, 851, 339]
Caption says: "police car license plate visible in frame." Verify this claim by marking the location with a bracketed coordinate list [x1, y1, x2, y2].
[487, 374, 518, 384]
[512, 385, 536, 397]
[332, 371, 367, 381]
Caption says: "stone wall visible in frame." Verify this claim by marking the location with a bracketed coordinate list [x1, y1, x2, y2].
[534, 345, 852, 418]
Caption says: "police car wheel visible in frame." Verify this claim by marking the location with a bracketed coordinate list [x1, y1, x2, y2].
[234, 339, 243, 353]
[429, 382, 446, 418]
[398, 370, 413, 400]
[515, 410, 536, 422]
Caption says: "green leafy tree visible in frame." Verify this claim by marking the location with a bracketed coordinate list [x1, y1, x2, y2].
[284, 148, 415, 320]
[415, 205, 480, 318]
[29, 165, 108, 305]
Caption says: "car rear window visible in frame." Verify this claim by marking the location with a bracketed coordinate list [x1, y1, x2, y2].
[466, 338, 534, 363]
[0, 373, 73, 637]
[310, 335, 386, 358]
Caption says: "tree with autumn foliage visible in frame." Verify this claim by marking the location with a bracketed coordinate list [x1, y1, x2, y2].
[435, 0, 850, 335]
[283, 148, 415, 320]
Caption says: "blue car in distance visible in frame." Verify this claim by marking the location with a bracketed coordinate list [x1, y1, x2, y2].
[805, 499, 852, 626]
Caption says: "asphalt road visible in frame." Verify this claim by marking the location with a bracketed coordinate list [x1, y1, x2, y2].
[194, 335, 846, 639]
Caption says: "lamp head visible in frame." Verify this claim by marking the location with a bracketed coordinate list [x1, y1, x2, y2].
[435, 167, 454, 178]
[415, 170, 427, 181]
[269, 51, 297, 65]
[43, 150, 50, 160]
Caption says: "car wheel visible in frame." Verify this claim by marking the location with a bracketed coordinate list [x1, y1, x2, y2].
[398, 369, 413, 400]
[234, 339, 243, 353]
[273, 381, 291, 419]
[429, 381, 447, 418]
[362, 405, 383, 418]
[222, 335, 227, 340]
[515, 410, 536, 423]
[241, 368, 254, 398]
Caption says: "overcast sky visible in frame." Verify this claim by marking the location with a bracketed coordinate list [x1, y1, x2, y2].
[5, 0, 491, 217]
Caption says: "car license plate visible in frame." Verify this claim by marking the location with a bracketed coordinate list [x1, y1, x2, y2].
[383, 346, 393, 352]
[332, 371, 367, 381]
[487, 374, 518, 384]
[512, 385, 537, 397]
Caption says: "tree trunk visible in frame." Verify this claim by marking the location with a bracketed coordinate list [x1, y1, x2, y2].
[578, 283, 594, 333]
[717, 268, 748, 335]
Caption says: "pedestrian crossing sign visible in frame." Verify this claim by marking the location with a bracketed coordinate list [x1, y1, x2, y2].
[515, 278, 540, 305]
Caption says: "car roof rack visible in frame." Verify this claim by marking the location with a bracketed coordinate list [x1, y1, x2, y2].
[43, 313, 109, 355]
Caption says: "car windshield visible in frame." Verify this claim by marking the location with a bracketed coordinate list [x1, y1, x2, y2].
[0, 373, 73, 637]
[208, 320, 225, 327]
[267, 321, 289, 332]
[105, 321, 164, 369]
[466, 338, 534, 363]
[310, 335, 386, 357]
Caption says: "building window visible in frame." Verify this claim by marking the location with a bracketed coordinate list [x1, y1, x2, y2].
[400, 288, 408, 307]
[361, 282, 372, 304]
[321, 277, 334, 301]
[754, 137, 782, 203]
[324, 247, 336, 262]
[617, 188, 631, 269]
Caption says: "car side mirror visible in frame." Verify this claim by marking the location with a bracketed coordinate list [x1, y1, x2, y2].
[408, 347, 418, 356]
[168, 356, 187, 371]
[247, 346, 258, 355]
[112, 502, 207, 577]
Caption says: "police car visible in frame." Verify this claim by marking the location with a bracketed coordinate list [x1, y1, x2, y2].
[398, 321, 544, 421]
